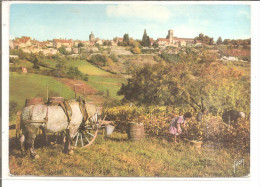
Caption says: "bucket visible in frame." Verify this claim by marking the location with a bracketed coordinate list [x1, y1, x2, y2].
[105, 124, 115, 136]
[127, 122, 145, 141]
[190, 140, 202, 149]
[25, 97, 44, 107]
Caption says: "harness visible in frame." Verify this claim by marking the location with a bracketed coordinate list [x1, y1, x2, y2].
[78, 97, 88, 124]
[48, 99, 72, 128]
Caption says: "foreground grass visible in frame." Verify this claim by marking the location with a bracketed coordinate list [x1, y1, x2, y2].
[9, 130, 249, 177]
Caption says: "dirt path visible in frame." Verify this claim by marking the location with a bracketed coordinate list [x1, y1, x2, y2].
[55, 78, 97, 96]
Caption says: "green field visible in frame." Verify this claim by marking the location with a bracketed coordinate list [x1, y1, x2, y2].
[88, 75, 125, 99]
[10, 72, 75, 109]
[42, 59, 112, 76]
[66, 60, 111, 76]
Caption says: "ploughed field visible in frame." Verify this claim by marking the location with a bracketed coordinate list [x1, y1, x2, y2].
[9, 129, 249, 177]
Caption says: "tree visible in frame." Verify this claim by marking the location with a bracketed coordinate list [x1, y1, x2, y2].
[56, 58, 67, 71]
[141, 29, 151, 47]
[194, 33, 214, 45]
[58, 46, 68, 55]
[209, 38, 214, 45]
[153, 41, 159, 48]
[131, 46, 141, 54]
[216, 37, 222, 45]
[110, 54, 118, 62]
[78, 42, 84, 48]
[90, 54, 107, 67]
[67, 67, 83, 80]
[123, 34, 130, 45]
[32, 56, 40, 69]
[223, 39, 231, 45]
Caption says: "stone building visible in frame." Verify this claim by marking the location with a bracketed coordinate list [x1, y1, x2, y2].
[53, 39, 73, 48]
[157, 29, 195, 47]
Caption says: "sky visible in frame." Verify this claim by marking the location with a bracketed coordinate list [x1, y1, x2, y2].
[9, 3, 251, 41]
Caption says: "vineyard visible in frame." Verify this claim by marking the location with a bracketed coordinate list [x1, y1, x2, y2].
[103, 105, 250, 153]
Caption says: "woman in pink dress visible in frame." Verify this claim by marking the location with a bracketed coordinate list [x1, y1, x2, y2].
[169, 112, 192, 144]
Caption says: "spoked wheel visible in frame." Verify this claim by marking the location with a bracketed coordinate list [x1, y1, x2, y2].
[73, 124, 99, 148]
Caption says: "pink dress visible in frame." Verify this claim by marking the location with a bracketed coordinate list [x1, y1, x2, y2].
[169, 116, 184, 135]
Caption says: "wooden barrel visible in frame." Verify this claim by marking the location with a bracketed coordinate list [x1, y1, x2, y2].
[48, 97, 64, 103]
[127, 122, 145, 141]
[25, 97, 44, 107]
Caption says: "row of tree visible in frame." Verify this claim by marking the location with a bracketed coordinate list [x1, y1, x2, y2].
[118, 60, 250, 115]
[195, 33, 251, 46]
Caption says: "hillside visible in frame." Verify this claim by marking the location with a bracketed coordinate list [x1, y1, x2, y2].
[9, 72, 76, 109]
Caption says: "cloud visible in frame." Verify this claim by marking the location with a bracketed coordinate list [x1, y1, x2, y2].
[106, 4, 171, 22]
[238, 10, 250, 19]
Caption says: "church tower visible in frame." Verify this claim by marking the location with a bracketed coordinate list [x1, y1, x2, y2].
[167, 30, 174, 44]
[89, 32, 95, 42]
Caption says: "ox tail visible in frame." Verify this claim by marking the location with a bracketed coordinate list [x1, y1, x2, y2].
[16, 110, 22, 139]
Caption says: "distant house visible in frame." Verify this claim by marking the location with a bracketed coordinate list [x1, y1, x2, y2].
[42, 48, 58, 55]
[96, 39, 103, 45]
[113, 37, 123, 45]
[150, 38, 154, 46]
[88, 41, 96, 47]
[72, 48, 79, 54]
[174, 37, 194, 46]
[13, 36, 31, 49]
[157, 38, 170, 46]
[53, 39, 73, 48]
[65, 47, 72, 52]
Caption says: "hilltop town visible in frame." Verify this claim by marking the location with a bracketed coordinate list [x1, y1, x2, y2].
[9, 29, 204, 56]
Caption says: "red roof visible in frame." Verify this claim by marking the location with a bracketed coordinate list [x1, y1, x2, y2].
[53, 39, 73, 43]
[16, 36, 31, 43]
[177, 38, 194, 41]
[157, 38, 169, 42]
[118, 38, 123, 42]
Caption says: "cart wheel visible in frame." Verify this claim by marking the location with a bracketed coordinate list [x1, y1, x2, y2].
[73, 124, 98, 148]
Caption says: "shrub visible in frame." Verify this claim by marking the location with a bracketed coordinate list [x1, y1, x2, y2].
[110, 54, 118, 62]
[161, 52, 180, 63]
[9, 101, 18, 120]
[89, 54, 107, 67]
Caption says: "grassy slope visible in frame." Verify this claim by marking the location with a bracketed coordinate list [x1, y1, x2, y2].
[9, 131, 249, 177]
[66, 60, 111, 76]
[41, 59, 125, 99]
[10, 72, 75, 109]
[88, 76, 125, 99]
